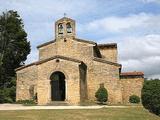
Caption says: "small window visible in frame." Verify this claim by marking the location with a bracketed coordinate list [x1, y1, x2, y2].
[58, 23, 63, 34]
[66, 23, 72, 33]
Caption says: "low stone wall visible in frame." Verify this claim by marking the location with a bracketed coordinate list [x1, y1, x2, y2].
[120, 76, 144, 103]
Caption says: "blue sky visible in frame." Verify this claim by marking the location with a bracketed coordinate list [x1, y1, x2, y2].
[0, 0, 160, 78]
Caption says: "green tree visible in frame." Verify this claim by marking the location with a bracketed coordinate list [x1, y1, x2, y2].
[142, 79, 160, 116]
[95, 84, 108, 104]
[0, 10, 30, 102]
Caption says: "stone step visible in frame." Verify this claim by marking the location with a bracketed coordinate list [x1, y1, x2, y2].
[47, 101, 69, 106]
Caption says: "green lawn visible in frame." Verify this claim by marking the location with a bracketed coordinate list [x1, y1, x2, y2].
[0, 107, 159, 120]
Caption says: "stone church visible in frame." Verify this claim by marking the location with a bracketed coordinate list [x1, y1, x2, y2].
[16, 17, 144, 105]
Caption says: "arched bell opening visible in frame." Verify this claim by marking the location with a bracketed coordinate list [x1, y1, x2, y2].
[58, 23, 63, 34]
[66, 22, 72, 33]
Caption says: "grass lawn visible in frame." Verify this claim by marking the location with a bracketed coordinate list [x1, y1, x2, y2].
[0, 107, 159, 120]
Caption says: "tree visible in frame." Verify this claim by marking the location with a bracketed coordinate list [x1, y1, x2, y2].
[0, 10, 30, 102]
[141, 79, 160, 116]
[95, 84, 108, 104]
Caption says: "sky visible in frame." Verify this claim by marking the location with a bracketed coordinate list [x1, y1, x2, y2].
[0, 0, 160, 78]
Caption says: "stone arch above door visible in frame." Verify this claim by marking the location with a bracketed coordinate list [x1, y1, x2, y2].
[47, 68, 69, 81]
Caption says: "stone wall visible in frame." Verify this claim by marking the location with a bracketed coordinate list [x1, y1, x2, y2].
[120, 76, 144, 103]
[87, 60, 122, 104]
[38, 38, 94, 63]
[36, 58, 81, 105]
[99, 47, 117, 63]
[16, 65, 37, 101]
[39, 42, 57, 60]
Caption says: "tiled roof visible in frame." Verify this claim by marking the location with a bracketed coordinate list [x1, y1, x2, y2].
[120, 72, 144, 76]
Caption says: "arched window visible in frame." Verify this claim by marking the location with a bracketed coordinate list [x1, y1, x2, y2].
[58, 23, 63, 34]
[66, 23, 72, 33]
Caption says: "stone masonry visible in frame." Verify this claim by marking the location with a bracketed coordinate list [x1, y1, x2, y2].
[16, 17, 144, 105]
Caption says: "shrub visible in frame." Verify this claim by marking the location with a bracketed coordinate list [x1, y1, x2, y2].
[129, 95, 140, 103]
[16, 100, 36, 105]
[0, 77, 16, 103]
[0, 87, 15, 103]
[95, 84, 108, 104]
[142, 79, 160, 116]
[0, 90, 5, 103]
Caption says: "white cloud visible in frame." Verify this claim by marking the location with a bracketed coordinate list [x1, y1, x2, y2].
[80, 13, 160, 35]
[0, 0, 96, 18]
[121, 55, 160, 78]
[26, 49, 38, 64]
[118, 34, 160, 61]
[140, 0, 160, 4]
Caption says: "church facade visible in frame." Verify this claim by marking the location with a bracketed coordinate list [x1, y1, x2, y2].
[16, 17, 144, 105]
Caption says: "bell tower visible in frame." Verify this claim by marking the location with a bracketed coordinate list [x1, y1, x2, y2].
[55, 17, 76, 39]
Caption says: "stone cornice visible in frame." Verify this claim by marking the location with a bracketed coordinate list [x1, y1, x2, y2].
[37, 38, 97, 49]
[98, 43, 117, 49]
[74, 38, 96, 45]
[15, 55, 83, 72]
[120, 72, 144, 77]
[93, 57, 121, 67]
[36, 55, 82, 65]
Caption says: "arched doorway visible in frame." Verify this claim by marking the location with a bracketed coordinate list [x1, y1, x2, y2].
[50, 71, 65, 101]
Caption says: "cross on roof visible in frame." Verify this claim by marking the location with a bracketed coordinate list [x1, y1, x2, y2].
[64, 13, 67, 17]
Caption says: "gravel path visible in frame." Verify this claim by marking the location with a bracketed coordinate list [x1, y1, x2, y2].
[0, 104, 138, 110]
